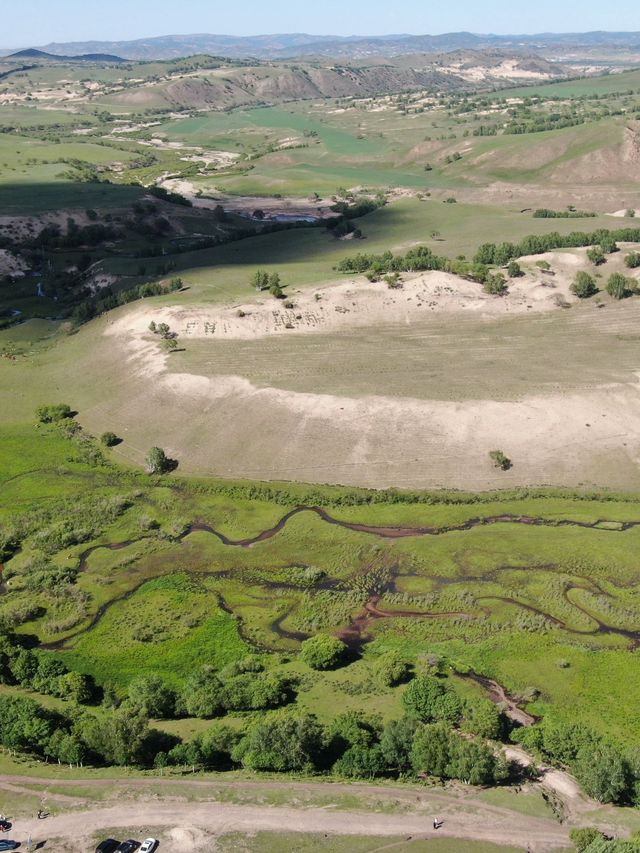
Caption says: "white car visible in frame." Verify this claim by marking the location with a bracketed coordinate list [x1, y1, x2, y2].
[139, 841, 158, 853]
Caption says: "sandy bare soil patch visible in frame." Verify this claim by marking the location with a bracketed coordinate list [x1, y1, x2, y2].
[98, 253, 640, 491]
[115, 266, 577, 343]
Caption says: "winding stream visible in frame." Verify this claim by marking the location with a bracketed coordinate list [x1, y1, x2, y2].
[34, 505, 640, 727]
[38, 505, 640, 652]
[76, 506, 640, 572]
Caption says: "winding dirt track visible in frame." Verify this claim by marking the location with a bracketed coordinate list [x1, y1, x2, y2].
[5, 778, 572, 853]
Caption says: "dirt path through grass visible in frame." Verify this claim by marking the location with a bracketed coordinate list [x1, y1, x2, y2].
[8, 783, 572, 853]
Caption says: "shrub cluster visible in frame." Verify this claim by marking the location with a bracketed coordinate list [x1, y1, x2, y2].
[533, 209, 597, 219]
[337, 245, 490, 284]
[0, 629, 94, 703]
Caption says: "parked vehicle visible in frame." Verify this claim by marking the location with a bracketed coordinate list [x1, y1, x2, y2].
[96, 841, 120, 853]
[0, 841, 19, 851]
[115, 841, 139, 853]
[140, 840, 158, 853]
[0, 821, 10, 833]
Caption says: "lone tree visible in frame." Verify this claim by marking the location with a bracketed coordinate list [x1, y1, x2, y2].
[483, 273, 507, 295]
[507, 260, 523, 278]
[375, 651, 411, 687]
[606, 273, 629, 300]
[100, 431, 119, 447]
[145, 446, 170, 474]
[490, 450, 512, 471]
[250, 270, 269, 291]
[268, 272, 284, 298]
[571, 271, 597, 299]
[300, 635, 347, 670]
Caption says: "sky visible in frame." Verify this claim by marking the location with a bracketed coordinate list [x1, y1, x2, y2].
[3, 0, 640, 47]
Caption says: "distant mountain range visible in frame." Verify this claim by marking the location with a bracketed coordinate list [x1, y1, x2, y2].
[8, 48, 124, 62]
[3, 31, 640, 61]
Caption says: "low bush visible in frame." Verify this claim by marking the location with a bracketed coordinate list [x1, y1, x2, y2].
[36, 403, 72, 424]
[300, 635, 348, 670]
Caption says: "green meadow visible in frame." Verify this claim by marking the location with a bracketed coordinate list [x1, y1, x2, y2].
[3, 422, 640, 744]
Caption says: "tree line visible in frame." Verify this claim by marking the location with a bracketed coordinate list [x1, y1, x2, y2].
[71, 277, 183, 326]
[473, 228, 640, 266]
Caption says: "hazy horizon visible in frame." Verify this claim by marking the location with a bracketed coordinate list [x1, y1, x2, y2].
[4, 0, 640, 48]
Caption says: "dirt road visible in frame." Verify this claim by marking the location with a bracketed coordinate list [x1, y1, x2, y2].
[0, 775, 575, 853]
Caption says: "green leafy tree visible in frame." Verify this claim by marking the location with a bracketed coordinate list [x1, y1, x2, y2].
[36, 403, 72, 424]
[145, 446, 170, 474]
[606, 273, 629, 300]
[574, 743, 629, 803]
[235, 712, 325, 772]
[49, 731, 87, 767]
[483, 273, 507, 295]
[100, 431, 119, 447]
[328, 712, 378, 755]
[494, 243, 517, 266]
[463, 699, 503, 740]
[570, 828, 606, 853]
[59, 672, 94, 704]
[572, 273, 598, 299]
[380, 716, 417, 773]
[33, 655, 68, 695]
[167, 740, 204, 773]
[600, 235, 619, 254]
[411, 722, 452, 777]
[474, 243, 497, 265]
[333, 744, 387, 778]
[507, 260, 523, 278]
[300, 635, 347, 670]
[447, 736, 501, 785]
[179, 667, 224, 718]
[250, 270, 269, 291]
[541, 721, 596, 765]
[268, 272, 284, 298]
[489, 450, 512, 471]
[587, 247, 606, 266]
[10, 649, 38, 687]
[402, 675, 463, 724]
[375, 651, 411, 687]
[128, 674, 176, 719]
[197, 725, 242, 770]
[80, 706, 150, 766]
